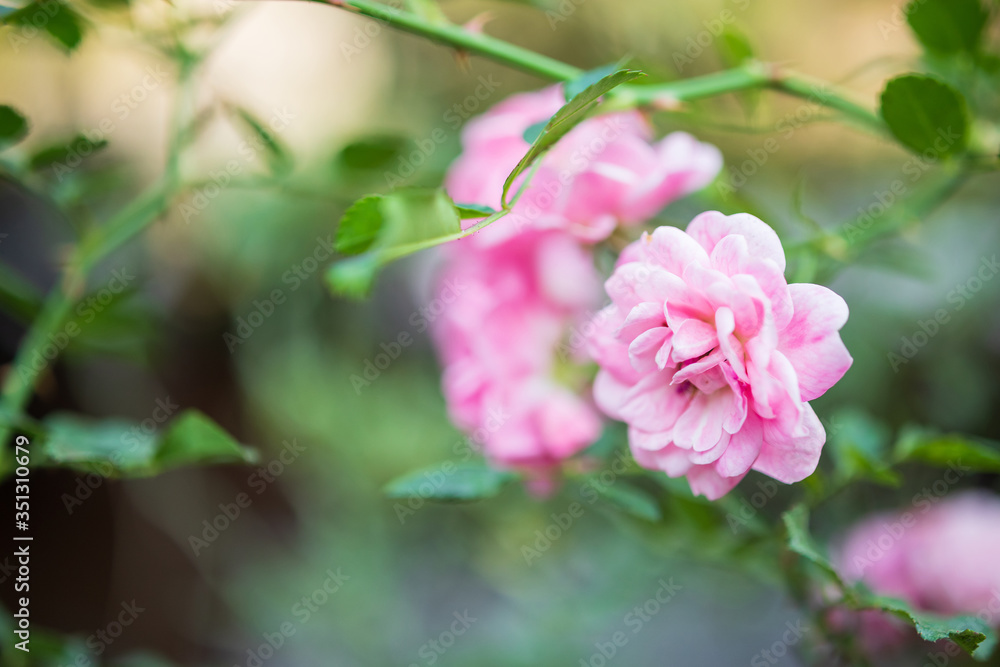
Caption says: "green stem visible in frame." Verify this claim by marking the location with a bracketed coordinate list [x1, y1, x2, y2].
[323, 0, 583, 81]
[768, 69, 883, 134]
[0, 57, 198, 465]
[0, 182, 175, 469]
[319, 1, 885, 135]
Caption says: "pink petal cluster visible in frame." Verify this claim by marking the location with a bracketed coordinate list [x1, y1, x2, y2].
[587, 211, 852, 499]
[831, 492, 1000, 651]
[445, 85, 722, 245]
[430, 230, 603, 474]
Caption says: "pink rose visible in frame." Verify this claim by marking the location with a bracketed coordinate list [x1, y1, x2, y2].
[831, 492, 1000, 652]
[587, 211, 852, 499]
[445, 85, 722, 245]
[431, 230, 603, 476]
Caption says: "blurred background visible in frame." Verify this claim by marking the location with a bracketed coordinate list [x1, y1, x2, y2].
[1, 0, 999, 664]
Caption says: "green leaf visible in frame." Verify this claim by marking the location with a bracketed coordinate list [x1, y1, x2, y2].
[328, 188, 463, 298]
[894, 425, 1000, 472]
[335, 135, 407, 171]
[41, 410, 256, 477]
[862, 595, 996, 658]
[231, 107, 291, 175]
[376, 187, 462, 248]
[335, 194, 385, 255]
[521, 120, 546, 144]
[28, 134, 108, 171]
[384, 461, 516, 502]
[828, 409, 900, 486]
[44, 414, 159, 472]
[563, 64, 620, 100]
[501, 68, 646, 205]
[154, 410, 256, 469]
[5, 0, 85, 52]
[782, 504, 846, 588]
[906, 0, 988, 55]
[454, 202, 497, 219]
[0, 105, 29, 149]
[880, 74, 969, 157]
[590, 480, 661, 521]
[325, 253, 379, 299]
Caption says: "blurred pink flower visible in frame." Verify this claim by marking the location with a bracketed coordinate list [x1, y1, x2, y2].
[445, 85, 722, 245]
[586, 211, 852, 499]
[831, 492, 1000, 652]
[431, 230, 603, 476]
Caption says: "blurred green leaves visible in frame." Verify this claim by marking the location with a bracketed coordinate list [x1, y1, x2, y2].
[827, 409, 900, 487]
[589, 479, 661, 521]
[906, 0, 989, 57]
[880, 74, 969, 158]
[335, 136, 409, 172]
[384, 461, 516, 501]
[0, 261, 42, 323]
[0, 104, 28, 149]
[41, 409, 257, 477]
[230, 106, 292, 176]
[782, 505, 846, 588]
[28, 133, 108, 172]
[894, 425, 1000, 472]
[3, 0, 85, 52]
